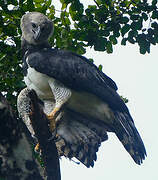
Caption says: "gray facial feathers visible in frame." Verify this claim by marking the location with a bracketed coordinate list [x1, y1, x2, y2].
[21, 12, 53, 45]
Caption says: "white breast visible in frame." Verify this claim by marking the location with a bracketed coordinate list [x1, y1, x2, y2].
[24, 67, 54, 100]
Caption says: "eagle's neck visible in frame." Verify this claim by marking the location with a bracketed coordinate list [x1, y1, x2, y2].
[21, 38, 51, 56]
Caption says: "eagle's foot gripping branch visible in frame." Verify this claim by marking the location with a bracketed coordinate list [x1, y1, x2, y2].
[47, 107, 60, 132]
[34, 143, 40, 152]
[34, 107, 61, 153]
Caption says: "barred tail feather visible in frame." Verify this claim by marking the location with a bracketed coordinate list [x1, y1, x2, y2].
[114, 111, 146, 165]
[56, 112, 106, 168]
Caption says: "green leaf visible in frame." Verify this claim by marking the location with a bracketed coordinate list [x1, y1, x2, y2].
[45, 0, 51, 7]
[121, 24, 130, 36]
[98, 64, 103, 71]
[109, 35, 117, 45]
[88, 58, 94, 63]
[151, 22, 158, 29]
[130, 15, 139, 21]
[142, 12, 148, 21]
[128, 32, 135, 44]
[103, 30, 110, 37]
[76, 45, 86, 55]
[65, 17, 71, 25]
[139, 46, 146, 54]
[88, 5, 97, 11]
[94, 37, 107, 51]
[121, 38, 127, 46]
[120, 96, 128, 103]
[69, 3, 83, 21]
[152, 0, 157, 6]
[27, 0, 35, 11]
[120, 16, 129, 24]
[106, 41, 113, 53]
[152, 11, 158, 19]
[96, 0, 102, 5]
[34, 0, 43, 3]
[131, 19, 142, 31]
[61, 3, 67, 10]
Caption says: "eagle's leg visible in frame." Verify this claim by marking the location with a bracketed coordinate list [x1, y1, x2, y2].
[47, 80, 72, 132]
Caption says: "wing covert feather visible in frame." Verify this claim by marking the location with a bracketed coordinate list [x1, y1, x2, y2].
[27, 49, 128, 113]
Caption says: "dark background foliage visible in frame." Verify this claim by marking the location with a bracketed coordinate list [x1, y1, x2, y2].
[0, 0, 158, 106]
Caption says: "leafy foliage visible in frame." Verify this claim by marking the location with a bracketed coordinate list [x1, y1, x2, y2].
[0, 0, 158, 105]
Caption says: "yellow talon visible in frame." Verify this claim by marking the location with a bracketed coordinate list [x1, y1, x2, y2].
[35, 143, 40, 152]
[47, 107, 60, 132]
[47, 107, 60, 118]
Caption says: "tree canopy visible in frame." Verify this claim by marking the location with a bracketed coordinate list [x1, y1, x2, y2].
[0, 0, 158, 104]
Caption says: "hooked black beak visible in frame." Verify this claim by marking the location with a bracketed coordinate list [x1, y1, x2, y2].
[33, 26, 41, 41]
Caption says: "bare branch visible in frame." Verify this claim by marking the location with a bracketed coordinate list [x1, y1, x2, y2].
[28, 90, 61, 180]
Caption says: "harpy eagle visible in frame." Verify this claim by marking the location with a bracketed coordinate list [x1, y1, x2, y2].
[18, 12, 146, 167]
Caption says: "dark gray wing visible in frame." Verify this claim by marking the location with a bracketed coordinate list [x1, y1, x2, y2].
[24, 48, 128, 113]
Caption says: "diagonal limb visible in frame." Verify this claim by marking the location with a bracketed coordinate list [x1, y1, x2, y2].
[18, 88, 61, 179]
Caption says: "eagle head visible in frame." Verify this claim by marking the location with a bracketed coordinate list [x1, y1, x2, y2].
[20, 12, 53, 45]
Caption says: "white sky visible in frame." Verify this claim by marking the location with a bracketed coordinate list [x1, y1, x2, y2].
[60, 43, 158, 180]
[52, 1, 157, 179]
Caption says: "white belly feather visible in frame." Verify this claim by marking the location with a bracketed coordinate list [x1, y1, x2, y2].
[24, 67, 114, 123]
[24, 67, 54, 100]
[67, 91, 114, 122]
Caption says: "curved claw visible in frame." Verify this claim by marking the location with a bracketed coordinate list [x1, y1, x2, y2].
[34, 143, 40, 152]
[47, 107, 60, 119]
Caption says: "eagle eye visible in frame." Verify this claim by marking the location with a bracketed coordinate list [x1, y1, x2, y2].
[32, 23, 37, 28]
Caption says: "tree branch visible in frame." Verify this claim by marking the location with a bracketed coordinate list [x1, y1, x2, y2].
[28, 90, 61, 180]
